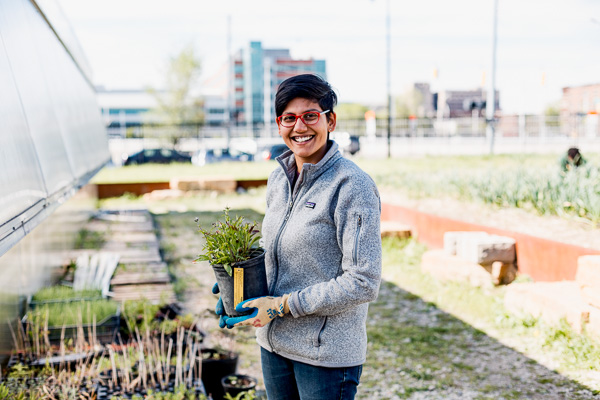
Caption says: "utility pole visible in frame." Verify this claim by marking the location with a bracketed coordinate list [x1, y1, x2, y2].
[486, 0, 498, 154]
[226, 15, 232, 149]
[386, 0, 392, 158]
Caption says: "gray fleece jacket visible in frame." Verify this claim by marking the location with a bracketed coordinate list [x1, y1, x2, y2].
[257, 141, 382, 367]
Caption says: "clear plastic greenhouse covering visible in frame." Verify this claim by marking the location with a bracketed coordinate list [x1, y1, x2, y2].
[0, 0, 109, 258]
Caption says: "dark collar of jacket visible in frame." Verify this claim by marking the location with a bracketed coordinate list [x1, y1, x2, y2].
[275, 140, 342, 189]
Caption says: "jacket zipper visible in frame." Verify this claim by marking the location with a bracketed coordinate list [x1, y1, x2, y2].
[352, 215, 362, 265]
[268, 181, 303, 353]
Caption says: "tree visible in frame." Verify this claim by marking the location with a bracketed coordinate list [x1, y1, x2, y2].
[335, 103, 370, 120]
[147, 44, 203, 145]
[396, 88, 424, 119]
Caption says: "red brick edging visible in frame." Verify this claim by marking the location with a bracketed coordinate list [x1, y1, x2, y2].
[382, 203, 600, 282]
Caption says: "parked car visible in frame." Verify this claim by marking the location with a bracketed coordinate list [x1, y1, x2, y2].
[331, 131, 360, 156]
[123, 148, 191, 165]
[192, 148, 254, 166]
[260, 144, 290, 161]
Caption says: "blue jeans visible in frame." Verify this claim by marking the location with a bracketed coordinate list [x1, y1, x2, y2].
[260, 347, 362, 400]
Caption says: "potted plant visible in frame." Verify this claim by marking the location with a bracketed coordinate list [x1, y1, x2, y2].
[195, 208, 268, 317]
[201, 347, 239, 400]
[221, 374, 257, 399]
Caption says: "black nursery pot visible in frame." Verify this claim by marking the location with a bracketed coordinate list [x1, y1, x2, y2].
[212, 249, 268, 317]
[221, 374, 257, 398]
[201, 349, 239, 400]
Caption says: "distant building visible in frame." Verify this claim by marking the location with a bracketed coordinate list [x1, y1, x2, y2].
[561, 83, 600, 116]
[413, 83, 435, 117]
[96, 88, 156, 136]
[232, 41, 327, 127]
[434, 88, 500, 118]
[96, 87, 228, 136]
[560, 83, 600, 137]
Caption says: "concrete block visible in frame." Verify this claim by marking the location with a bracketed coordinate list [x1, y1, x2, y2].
[576, 255, 600, 286]
[421, 249, 493, 288]
[575, 256, 600, 308]
[443, 231, 489, 255]
[380, 221, 412, 239]
[491, 261, 517, 285]
[456, 234, 516, 264]
[581, 287, 600, 310]
[504, 281, 592, 334]
[587, 307, 600, 340]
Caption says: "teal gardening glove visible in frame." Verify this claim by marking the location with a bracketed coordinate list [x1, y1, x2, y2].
[213, 283, 290, 329]
[225, 295, 290, 328]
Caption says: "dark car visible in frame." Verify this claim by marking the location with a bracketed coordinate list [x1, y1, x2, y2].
[192, 148, 254, 166]
[260, 144, 290, 161]
[331, 132, 360, 156]
[123, 148, 191, 165]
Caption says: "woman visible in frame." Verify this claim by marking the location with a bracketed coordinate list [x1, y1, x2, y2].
[220, 74, 382, 400]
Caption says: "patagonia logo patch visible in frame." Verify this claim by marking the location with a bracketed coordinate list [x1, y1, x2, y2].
[305, 202, 316, 209]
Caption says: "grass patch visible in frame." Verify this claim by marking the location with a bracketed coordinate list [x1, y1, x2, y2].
[74, 228, 106, 249]
[99, 187, 268, 216]
[27, 299, 118, 326]
[31, 286, 102, 303]
[92, 161, 278, 184]
[366, 236, 600, 397]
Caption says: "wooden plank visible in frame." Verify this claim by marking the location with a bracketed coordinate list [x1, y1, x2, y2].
[102, 241, 160, 252]
[111, 292, 177, 304]
[111, 283, 174, 294]
[118, 262, 168, 273]
[108, 232, 159, 243]
[111, 271, 170, 286]
[110, 284, 176, 303]
[85, 220, 155, 233]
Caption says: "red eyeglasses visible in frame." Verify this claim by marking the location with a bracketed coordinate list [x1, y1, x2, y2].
[277, 110, 330, 128]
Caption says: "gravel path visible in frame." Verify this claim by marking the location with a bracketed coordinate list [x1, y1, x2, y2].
[360, 279, 599, 399]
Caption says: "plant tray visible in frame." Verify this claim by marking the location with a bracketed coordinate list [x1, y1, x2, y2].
[95, 378, 206, 400]
[21, 306, 121, 346]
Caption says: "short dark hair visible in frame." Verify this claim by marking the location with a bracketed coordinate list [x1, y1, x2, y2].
[567, 147, 580, 159]
[275, 74, 337, 119]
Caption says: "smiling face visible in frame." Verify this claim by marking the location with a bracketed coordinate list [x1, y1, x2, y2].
[277, 97, 336, 171]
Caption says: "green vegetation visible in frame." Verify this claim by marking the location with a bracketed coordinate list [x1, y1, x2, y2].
[357, 155, 600, 226]
[362, 237, 600, 398]
[27, 299, 118, 326]
[31, 286, 102, 303]
[74, 228, 106, 249]
[94, 152, 600, 226]
[195, 207, 262, 276]
[92, 162, 277, 184]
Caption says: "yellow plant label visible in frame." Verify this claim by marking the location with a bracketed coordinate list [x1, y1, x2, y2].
[234, 267, 244, 307]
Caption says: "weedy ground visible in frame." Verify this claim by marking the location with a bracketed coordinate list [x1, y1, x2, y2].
[134, 189, 600, 400]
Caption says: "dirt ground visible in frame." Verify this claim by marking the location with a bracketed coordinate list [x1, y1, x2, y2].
[152, 198, 600, 400]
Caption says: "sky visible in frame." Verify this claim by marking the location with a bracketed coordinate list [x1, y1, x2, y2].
[56, 0, 600, 115]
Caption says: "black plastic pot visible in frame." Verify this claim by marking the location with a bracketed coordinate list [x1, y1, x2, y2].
[201, 348, 239, 400]
[221, 374, 257, 398]
[212, 249, 268, 317]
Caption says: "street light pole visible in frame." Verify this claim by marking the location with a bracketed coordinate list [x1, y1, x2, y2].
[386, 0, 392, 158]
[486, 0, 498, 154]
[226, 15, 232, 149]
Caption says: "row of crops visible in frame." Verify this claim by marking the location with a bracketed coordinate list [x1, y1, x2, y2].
[363, 155, 600, 227]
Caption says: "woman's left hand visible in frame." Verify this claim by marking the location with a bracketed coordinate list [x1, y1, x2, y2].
[224, 295, 290, 328]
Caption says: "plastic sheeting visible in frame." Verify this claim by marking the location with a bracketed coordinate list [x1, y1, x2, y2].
[0, 0, 109, 257]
